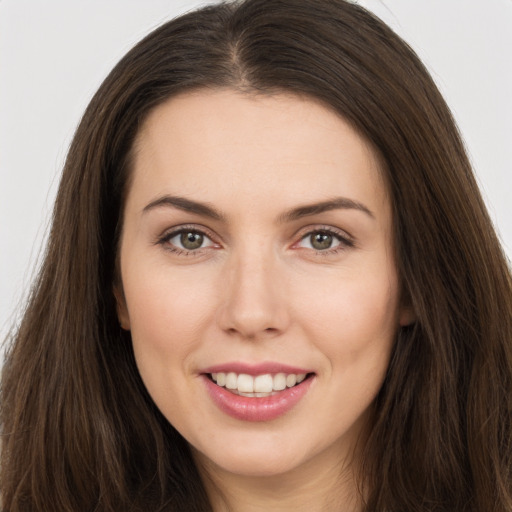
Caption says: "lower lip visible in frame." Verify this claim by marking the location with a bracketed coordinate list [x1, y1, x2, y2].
[202, 374, 314, 422]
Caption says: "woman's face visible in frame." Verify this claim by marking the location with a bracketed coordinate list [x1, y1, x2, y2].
[116, 89, 412, 480]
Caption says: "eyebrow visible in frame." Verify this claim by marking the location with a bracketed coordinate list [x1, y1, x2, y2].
[142, 195, 374, 222]
[142, 195, 225, 221]
[278, 197, 375, 222]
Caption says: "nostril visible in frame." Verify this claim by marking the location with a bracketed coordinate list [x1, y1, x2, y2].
[225, 326, 280, 339]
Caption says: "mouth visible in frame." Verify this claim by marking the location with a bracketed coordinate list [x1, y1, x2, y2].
[201, 367, 316, 422]
[207, 371, 312, 397]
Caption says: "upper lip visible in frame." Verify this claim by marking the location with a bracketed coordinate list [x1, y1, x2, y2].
[200, 361, 314, 376]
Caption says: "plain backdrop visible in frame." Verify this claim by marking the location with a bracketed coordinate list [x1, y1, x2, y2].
[1, 0, 511, 344]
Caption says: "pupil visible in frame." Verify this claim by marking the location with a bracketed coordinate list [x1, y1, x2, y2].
[181, 232, 203, 250]
[311, 232, 332, 250]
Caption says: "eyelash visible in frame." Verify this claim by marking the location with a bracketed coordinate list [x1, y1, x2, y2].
[156, 225, 355, 257]
[295, 226, 355, 255]
[156, 225, 219, 257]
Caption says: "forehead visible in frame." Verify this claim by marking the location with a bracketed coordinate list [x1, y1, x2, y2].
[128, 89, 389, 217]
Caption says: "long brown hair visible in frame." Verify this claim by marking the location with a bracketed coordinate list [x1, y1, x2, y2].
[2, 1, 511, 510]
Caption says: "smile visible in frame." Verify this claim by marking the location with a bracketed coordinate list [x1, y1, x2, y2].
[202, 366, 315, 422]
[209, 372, 307, 397]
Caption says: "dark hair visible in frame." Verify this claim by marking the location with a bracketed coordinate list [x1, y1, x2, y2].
[2, 0, 511, 510]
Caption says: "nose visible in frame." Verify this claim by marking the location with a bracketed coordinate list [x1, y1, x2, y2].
[216, 247, 290, 340]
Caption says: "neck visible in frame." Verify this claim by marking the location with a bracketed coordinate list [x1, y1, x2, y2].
[194, 444, 363, 512]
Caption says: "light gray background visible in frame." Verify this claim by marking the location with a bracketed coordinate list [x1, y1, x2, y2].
[1, 0, 511, 343]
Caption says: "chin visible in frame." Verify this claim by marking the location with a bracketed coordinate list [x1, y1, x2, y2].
[193, 439, 309, 478]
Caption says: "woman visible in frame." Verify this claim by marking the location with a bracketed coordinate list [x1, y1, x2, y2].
[1, 0, 511, 510]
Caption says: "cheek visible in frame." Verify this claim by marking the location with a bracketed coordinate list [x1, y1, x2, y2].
[122, 262, 217, 362]
[293, 265, 400, 357]
[120, 263, 219, 422]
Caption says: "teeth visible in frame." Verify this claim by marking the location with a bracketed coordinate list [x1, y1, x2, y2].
[210, 371, 309, 394]
[273, 373, 287, 391]
[237, 373, 254, 393]
[286, 374, 297, 387]
[225, 372, 237, 390]
[254, 374, 273, 393]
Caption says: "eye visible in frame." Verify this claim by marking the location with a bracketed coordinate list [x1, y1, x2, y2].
[174, 231, 207, 250]
[159, 228, 217, 253]
[296, 229, 353, 252]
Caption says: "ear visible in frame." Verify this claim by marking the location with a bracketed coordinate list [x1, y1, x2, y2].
[113, 284, 131, 330]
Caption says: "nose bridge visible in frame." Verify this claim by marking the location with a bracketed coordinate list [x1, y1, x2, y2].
[217, 238, 288, 338]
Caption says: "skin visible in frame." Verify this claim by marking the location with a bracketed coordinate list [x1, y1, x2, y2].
[116, 89, 414, 511]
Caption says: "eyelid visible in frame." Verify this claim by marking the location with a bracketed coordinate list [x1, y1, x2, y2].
[155, 223, 354, 255]
[291, 225, 355, 251]
[156, 224, 221, 252]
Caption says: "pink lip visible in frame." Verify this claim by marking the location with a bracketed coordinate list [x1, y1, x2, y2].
[201, 361, 313, 376]
[201, 372, 315, 422]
